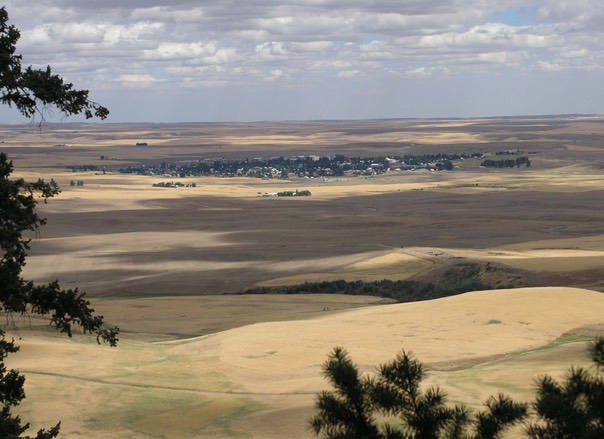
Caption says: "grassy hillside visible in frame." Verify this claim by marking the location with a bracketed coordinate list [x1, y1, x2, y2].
[8, 287, 604, 438]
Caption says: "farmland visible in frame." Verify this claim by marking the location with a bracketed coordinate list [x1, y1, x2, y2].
[2, 115, 604, 438]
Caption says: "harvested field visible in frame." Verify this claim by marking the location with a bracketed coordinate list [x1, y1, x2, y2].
[8, 287, 604, 438]
[2, 116, 604, 438]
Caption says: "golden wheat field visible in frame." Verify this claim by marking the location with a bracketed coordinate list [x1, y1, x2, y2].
[2, 116, 604, 438]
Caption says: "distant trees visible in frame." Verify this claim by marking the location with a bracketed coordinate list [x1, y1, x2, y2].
[311, 337, 604, 439]
[239, 263, 503, 303]
[481, 157, 531, 168]
[277, 189, 312, 197]
[151, 181, 196, 188]
[437, 160, 454, 171]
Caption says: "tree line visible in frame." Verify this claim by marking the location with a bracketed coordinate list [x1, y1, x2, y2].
[481, 157, 531, 168]
[239, 263, 502, 303]
[276, 189, 312, 197]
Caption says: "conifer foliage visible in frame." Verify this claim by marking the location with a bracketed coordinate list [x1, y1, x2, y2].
[312, 338, 604, 439]
[0, 7, 108, 122]
[526, 338, 604, 438]
[311, 348, 527, 439]
[0, 6, 115, 437]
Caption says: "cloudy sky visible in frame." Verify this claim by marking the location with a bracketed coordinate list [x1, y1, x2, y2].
[1, 0, 603, 123]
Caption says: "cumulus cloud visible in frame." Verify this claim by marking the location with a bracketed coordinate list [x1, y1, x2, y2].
[117, 74, 163, 89]
[537, 60, 566, 72]
[338, 69, 363, 78]
[264, 68, 286, 81]
[0, 0, 602, 121]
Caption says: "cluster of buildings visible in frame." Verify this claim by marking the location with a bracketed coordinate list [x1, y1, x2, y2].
[121, 152, 482, 180]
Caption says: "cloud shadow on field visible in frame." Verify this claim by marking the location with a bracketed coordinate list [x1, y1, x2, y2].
[28, 189, 604, 295]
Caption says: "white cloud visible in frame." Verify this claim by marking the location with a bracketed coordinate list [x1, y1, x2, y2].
[416, 23, 555, 50]
[203, 48, 240, 65]
[338, 69, 363, 78]
[265, 68, 285, 81]
[118, 74, 162, 87]
[143, 41, 240, 65]
[234, 29, 272, 42]
[181, 78, 230, 88]
[558, 48, 589, 59]
[131, 6, 206, 23]
[477, 51, 528, 65]
[255, 41, 290, 60]
[310, 59, 353, 70]
[49, 23, 106, 44]
[152, 42, 217, 59]
[289, 41, 333, 52]
[537, 0, 604, 28]
[537, 61, 566, 72]
[406, 67, 432, 77]
[0, 0, 603, 121]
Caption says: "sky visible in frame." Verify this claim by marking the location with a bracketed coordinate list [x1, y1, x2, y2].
[1, 0, 603, 123]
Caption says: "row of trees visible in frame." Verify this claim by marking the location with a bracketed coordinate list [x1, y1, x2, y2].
[239, 263, 504, 303]
[481, 157, 531, 168]
[277, 189, 312, 197]
[152, 181, 196, 188]
[312, 338, 604, 438]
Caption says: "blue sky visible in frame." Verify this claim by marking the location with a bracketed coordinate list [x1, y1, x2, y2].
[491, 6, 539, 26]
[1, 0, 602, 123]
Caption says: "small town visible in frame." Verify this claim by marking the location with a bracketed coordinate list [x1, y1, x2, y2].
[116, 152, 486, 179]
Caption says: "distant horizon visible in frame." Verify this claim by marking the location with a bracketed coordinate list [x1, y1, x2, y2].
[1, 1, 604, 124]
[0, 112, 601, 127]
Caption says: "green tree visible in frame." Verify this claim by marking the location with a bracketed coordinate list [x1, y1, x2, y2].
[310, 347, 381, 438]
[0, 6, 116, 438]
[526, 337, 604, 438]
[311, 348, 527, 439]
[312, 339, 604, 439]
[0, 7, 108, 122]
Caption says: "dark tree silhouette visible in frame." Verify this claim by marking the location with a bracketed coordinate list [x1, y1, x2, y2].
[0, 6, 116, 438]
[0, 153, 119, 438]
[313, 339, 604, 439]
[310, 347, 381, 438]
[311, 348, 527, 439]
[526, 337, 604, 439]
[0, 7, 108, 122]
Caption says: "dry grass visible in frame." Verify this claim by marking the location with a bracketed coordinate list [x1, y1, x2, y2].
[7, 287, 604, 438]
[3, 117, 604, 437]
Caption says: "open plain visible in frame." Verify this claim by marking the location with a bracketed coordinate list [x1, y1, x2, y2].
[2, 116, 604, 437]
